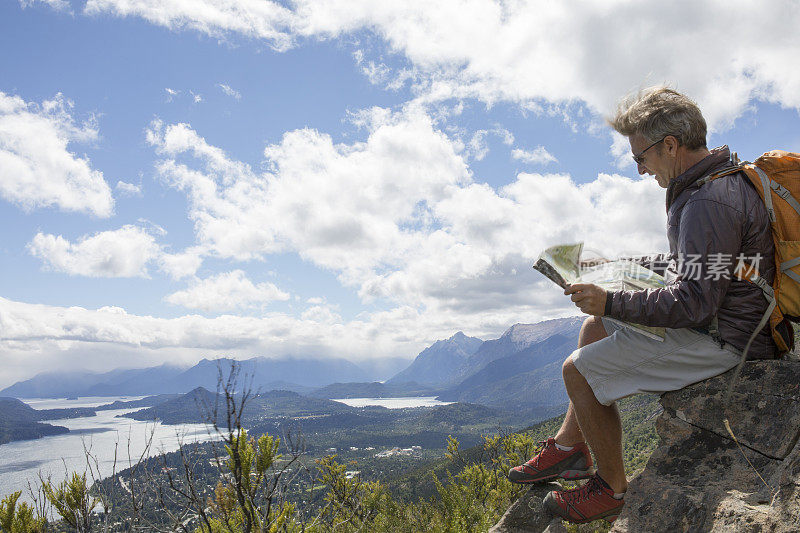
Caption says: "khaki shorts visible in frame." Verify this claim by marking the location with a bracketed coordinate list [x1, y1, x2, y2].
[570, 317, 741, 406]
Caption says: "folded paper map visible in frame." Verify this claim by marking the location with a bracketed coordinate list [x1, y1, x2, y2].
[534, 243, 667, 341]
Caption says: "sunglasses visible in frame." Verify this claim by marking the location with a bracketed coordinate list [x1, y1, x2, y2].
[632, 138, 665, 165]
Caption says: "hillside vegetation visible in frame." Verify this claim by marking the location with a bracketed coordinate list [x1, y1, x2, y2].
[0, 392, 660, 532]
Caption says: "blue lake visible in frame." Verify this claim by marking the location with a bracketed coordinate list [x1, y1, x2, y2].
[331, 396, 452, 409]
[0, 397, 218, 503]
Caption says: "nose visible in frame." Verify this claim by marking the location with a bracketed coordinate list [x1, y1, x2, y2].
[637, 162, 648, 175]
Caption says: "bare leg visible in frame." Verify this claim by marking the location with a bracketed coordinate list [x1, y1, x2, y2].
[553, 316, 609, 447]
[563, 358, 627, 493]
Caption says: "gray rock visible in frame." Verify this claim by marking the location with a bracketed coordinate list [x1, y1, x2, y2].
[489, 483, 563, 533]
[659, 360, 800, 459]
[492, 360, 800, 533]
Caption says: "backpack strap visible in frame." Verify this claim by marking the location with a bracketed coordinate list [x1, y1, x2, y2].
[751, 166, 777, 222]
[783, 257, 800, 284]
[767, 178, 800, 216]
[723, 271, 777, 406]
[696, 165, 742, 187]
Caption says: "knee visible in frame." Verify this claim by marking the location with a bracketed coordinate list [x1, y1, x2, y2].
[562, 354, 585, 388]
[578, 315, 608, 347]
[562, 354, 580, 380]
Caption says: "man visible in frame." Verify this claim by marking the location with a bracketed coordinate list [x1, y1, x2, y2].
[508, 87, 779, 524]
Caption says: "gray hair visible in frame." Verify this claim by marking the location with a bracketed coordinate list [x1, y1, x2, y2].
[608, 87, 707, 150]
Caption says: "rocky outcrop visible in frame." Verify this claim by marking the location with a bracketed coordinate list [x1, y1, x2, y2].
[488, 483, 567, 533]
[491, 360, 800, 532]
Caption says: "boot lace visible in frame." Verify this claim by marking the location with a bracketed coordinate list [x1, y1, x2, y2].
[562, 476, 604, 505]
[524, 439, 557, 469]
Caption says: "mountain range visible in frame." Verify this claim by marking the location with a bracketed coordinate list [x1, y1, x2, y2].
[0, 315, 585, 446]
[0, 356, 404, 399]
[2, 316, 584, 421]
[386, 331, 484, 387]
[435, 317, 582, 417]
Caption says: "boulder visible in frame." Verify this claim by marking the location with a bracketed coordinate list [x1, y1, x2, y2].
[488, 483, 566, 533]
[659, 360, 800, 459]
[492, 360, 800, 532]
[614, 360, 800, 532]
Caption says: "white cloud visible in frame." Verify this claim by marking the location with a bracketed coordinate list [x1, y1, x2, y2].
[147, 108, 667, 317]
[19, 0, 71, 12]
[0, 292, 577, 389]
[115, 180, 142, 196]
[146, 119, 276, 261]
[158, 246, 205, 280]
[610, 132, 634, 169]
[494, 127, 514, 146]
[467, 130, 489, 161]
[512, 146, 557, 165]
[148, 106, 471, 285]
[85, 0, 295, 50]
[165, 270, 290, 312]
[0, 92, 114, 217]
[86, 0, 800, 129]
[164, 88, 204, 104]
[28, 225, 162, 278]
[218, 83, 241, 100]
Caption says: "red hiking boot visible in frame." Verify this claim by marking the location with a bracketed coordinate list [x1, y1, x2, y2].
[543, 474, 625, 524]
[508, 438, 594, 484]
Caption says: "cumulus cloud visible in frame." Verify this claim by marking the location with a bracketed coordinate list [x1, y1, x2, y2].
[28, 225, 162, 278]
[146, 108, 667, 317]
[115, 180, 142, 196]
[0, 92, 113, 217]
[512, 146, 557, 165]
[84, 0, 800, 129]
[148, 106, 471, 284]
[158, 246, 205, 280]
[218, 83, 241, 99]
[146, 119, 276, 261]
[85, 0, 295, 50]
[165, 270, 290, 312]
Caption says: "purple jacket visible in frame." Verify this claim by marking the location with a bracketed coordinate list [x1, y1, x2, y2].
[606, 146, 778, 359]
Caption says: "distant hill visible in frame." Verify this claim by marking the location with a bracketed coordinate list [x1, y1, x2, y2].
[439, 331, 576, 398]
[453, 317, 583, 383]
[1, 356, 374, 398]
[0, 397, 96, 421]
[434, 318, 583, 420]
[0, 397, 72, 444]
[122, 387, 220, 424]
[164, 357, 369, 393]
[0, 364, 185, 398]
[124, 387, 355, 425]
[85, 364, 187, 396]
[386, 332, 484, 387]
[95, 394, 181, 411]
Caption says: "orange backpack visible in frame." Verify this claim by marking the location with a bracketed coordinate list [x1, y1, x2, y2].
[701, 150, 800, 356]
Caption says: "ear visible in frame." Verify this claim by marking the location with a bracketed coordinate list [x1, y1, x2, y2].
[663, 135, 679, 156]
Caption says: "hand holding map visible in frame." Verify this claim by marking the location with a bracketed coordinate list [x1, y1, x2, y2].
[533, 243, 667, 341]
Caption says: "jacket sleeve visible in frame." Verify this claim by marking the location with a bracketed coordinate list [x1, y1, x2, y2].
[607, 198, 743, 328]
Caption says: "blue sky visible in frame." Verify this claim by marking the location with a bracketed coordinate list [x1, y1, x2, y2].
[1, 0, 799, 386]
